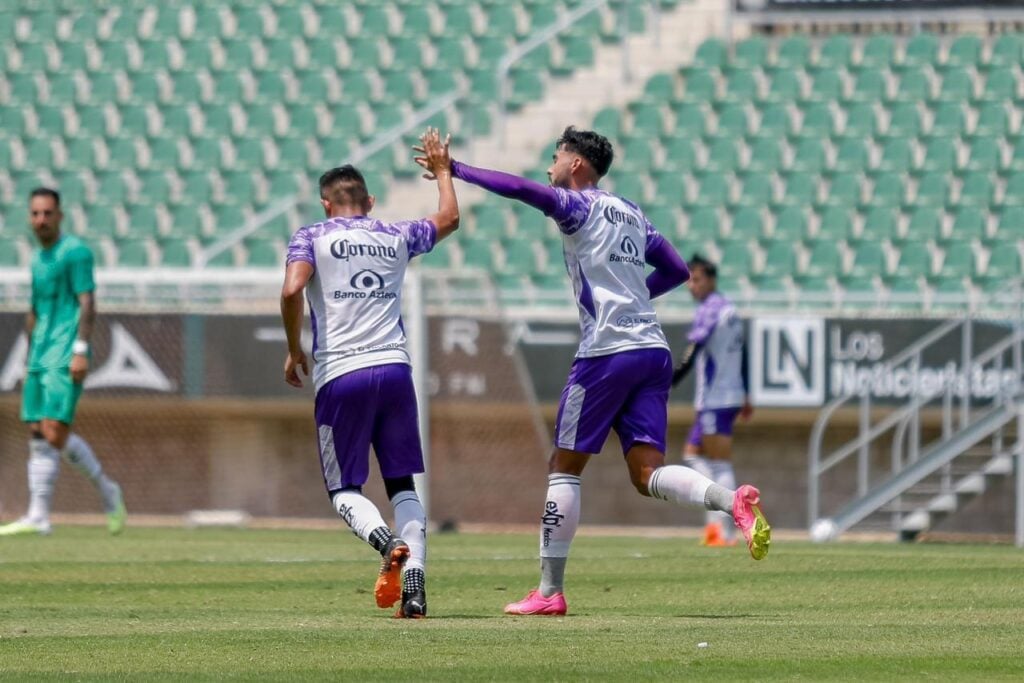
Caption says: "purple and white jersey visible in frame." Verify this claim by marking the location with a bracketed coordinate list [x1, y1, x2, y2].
[689, 291, 745, 410]
[550, 187, 670, 358]
[287, 215, 437, 391]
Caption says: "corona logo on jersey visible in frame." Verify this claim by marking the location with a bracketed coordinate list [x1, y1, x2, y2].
[602, 204, 640, 229]
[329, 239, 398, 262]
[609, 235, 644, 266]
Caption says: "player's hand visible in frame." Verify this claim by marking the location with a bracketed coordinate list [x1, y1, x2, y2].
[284, 350, 309, 388]
[70, 354, 89, 383]
[413, 127, 452, 181]
[740, 399, 753, 421]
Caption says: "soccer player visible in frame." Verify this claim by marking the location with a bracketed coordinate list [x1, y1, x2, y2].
[0, 188, 126, 537]
[671, 254, 752, 547]
[441, 127, 770, 616]
[280, 128, 458, 619]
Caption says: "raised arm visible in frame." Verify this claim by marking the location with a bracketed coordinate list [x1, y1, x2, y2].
[414, 128, 460, 242]
[450, 160, 560, 216]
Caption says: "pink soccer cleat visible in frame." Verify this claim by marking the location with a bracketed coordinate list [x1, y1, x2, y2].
[732, 484, 771, 560]
[504, 589, 567, 616]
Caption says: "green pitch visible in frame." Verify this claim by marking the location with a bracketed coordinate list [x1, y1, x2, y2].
[1, 528, 1023, 681]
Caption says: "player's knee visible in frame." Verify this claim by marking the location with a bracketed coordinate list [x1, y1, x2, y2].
[41, 425, 67, 450]
[630, 467, 656, 497]
[384, 475, 416, 499]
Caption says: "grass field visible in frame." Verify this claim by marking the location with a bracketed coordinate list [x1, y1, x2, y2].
[1, 527, 1023, 681]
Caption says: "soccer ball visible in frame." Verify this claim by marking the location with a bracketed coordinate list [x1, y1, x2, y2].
[810, 518, 838, 543]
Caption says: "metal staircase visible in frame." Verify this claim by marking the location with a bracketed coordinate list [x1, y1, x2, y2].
[808, 314, 1024, 547]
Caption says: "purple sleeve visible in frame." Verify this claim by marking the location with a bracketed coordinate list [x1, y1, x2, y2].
[688, 299, 719, 343]
[644, 224, 689, 300]
[451, 160, 592, 235]
[390, 219, 438, 258]
[286, 227, 315, 267]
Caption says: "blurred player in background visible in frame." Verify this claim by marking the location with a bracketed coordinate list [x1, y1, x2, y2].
[439, 127, 770, 616]
[672, 254, 752, 548]
[0, 188, 126, 537]
[280, 128, 458, 618]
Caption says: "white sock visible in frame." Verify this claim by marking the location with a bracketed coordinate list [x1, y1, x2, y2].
[539, 473, 580, 597]
[332, 489, 390, 550]
[62, 433, 120, 509]
[683, 455, 717, 528]
[391, 490, 426, 574]
[709, 459, 737, 541]
[27, 439, 60, 523]
[647, 464, 714, 508]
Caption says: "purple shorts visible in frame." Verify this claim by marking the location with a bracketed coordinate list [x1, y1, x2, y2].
[687, 407, 742, 447]
[554, 347, 672, 455]
[314, 363, 424, 492]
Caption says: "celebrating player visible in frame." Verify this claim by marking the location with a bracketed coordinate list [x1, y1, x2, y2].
[0, 188, 126, 537]
[672, 254, 752, 548]
[280, 128, 458, 618]
[440, 127, 770, 616]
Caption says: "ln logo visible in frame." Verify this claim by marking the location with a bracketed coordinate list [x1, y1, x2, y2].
[750, 317, 825, 407]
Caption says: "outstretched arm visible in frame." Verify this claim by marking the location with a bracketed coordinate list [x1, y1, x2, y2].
[450, 160, 560, 216]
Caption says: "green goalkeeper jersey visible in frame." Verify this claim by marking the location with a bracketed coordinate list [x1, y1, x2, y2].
[27, 234, 95, 372]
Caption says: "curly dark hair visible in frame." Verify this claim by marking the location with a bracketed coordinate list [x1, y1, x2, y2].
[556, 126, 614, 178]
[688, 253, 718, 278]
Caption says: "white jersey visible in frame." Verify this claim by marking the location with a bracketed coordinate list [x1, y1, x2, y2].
[286, 215, 437, 391]
[689, 291, 746, 410]
[550, 187, 670, 358]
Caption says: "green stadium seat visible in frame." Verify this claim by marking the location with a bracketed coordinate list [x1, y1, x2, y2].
[937, 247, 976, 279]
[53, 171, 88, 207]
[867, 172, 904, 208]
[244, 237, 281, 267]
[686, 206, 721, 240]
[116, 238, 151, 267]
[974, 102, 1009, 138]
[736, 174, 774, 207]
[894, 243, 933, 278]
[808, 70, 843, 103]
[108, 137, 140, 168]
[773, 206, 808, 241]
[946, 35, 983, 70]
[645, 205, 679, 237]
[716, 104, 749, 138]
[929, 102, 966, 138]
[859, 207, 898, 243]
[805, 240, 842, 277]
[884, 102, 922, 139]
[127, 203, 161, 237]
[936, 69, 975, 103]
[979, 68, 1017, 103]
[860, 35, 895, 70]
[8, 72, 39, 104]
[556, 35, 596, 73]
[902, 33, 939, 70]
[983, 246, 1022, 280]
[692, 174, 731, 207]
[671, 102, 708, 137]
[780, 172, 818, 207]
[502, 240, 539, 275]
[958, 173, 994, 207]
[460, 236, 496, 269]
[790, 138, 826, 173]
[849, 69, 887, 103]
[847, 241, 888, 276]
[919, 137, 958, 174]
[760, 241, 798, 278]
[764, 70, 802, 103]
[948, 207, 987, 242]
[905, 207, 943, 243]
[840, 103, 877, 139]
[834, 139, 870, 174]
[179, 39, 215, 71]
[892, 69, 932, 104]
[754, 103, 794, 140]
[993, 206, 1024, 242]
[719, 240, 753, 274]
[722, 70, 758, 103]
[730, 207, 764, 240]
[680, 69, 717, 103]
[630, 102, 666, 137]
[692, 39, 726, 70]
[962, 137, 1000, 174]
[83, 204, 119, 237]
[817, 35, 852, 71]
[660, 137, 697, 173]
[817, 207, 854, 241]
[747, 137, 783, 173]
[988, 34, 1023, 70]
[877, 138, 914, 174]
[703, 138, 739, 173]
[64, 137, 99, 171]
[35, 104, 66, 137]
[653, 170, 688, 204]
[592, 107, 623, 139]
[0, 237, 21, 266]
[913, 171, 950, 207]
[824, 173, 862, 208]
[775, 36, 810, 71]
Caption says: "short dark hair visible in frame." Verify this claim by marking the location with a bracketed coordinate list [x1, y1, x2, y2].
[689, 253, 718, 278]
[319, 165, 369, 208]
[556, 126, 614, 178]
[29, 187, 60, 206]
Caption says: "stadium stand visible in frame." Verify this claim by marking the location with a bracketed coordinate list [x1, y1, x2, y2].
[0, 1, 658, 268]
[454, 32, 1024, 305]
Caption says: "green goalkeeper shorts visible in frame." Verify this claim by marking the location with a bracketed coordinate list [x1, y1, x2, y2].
[21, 368, 83, 425]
